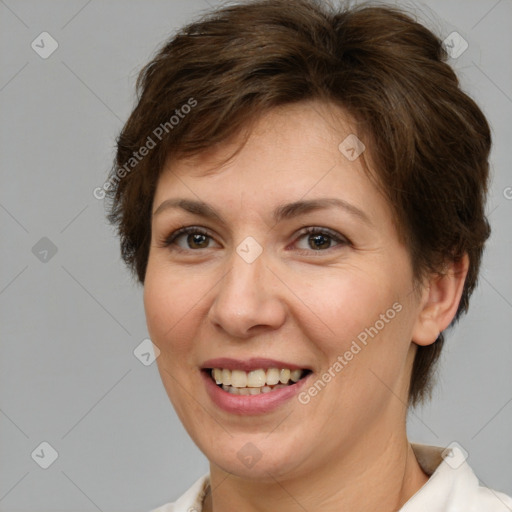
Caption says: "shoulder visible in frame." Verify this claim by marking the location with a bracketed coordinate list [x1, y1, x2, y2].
[471, 484, 512, 511]
[148, 474, 210, 512]
[403, 443, 512, 511]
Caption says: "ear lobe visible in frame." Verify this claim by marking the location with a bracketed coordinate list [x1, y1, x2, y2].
[411, 254, 469, 346]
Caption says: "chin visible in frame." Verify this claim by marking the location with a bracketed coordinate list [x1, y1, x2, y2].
[189, 424, 317, 483]
[206, 443, 303, 481]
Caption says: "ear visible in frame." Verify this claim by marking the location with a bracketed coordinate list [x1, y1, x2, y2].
[411, 254, 469, 346]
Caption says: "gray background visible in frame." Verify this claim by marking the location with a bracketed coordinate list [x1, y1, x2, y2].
[0, 0, 510, 511]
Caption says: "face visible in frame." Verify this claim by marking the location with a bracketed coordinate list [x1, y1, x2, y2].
[144, 101, 425, 482]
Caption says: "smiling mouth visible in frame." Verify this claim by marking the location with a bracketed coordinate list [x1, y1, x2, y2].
[207, 367, 312, 395]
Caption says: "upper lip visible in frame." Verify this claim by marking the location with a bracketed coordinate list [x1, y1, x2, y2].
[201, 357, 310, 372]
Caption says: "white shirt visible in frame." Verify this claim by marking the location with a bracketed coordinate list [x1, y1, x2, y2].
[150, 443, 512, 512]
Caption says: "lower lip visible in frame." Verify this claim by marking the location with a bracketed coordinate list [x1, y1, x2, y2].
[201, 370, 311, 415]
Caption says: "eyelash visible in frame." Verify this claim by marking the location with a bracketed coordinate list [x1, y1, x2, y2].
[160, 225, 350, 255]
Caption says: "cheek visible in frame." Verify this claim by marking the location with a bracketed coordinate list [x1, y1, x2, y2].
[297, 267, 413, 392]
[297, 268, 396, 346]
[143, 263, 205, 357]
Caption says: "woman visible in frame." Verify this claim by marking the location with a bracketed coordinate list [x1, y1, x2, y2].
[106, 1, 512, 510]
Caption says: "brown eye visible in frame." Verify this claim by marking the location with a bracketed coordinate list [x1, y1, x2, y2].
[294, 227, 349, 253]
[307, 233, 332, 250]
[186, 232, 210, 249]
[163, 227, 218, 251]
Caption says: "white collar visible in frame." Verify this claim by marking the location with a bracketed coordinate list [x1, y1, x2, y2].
[401, 443, 512, 511]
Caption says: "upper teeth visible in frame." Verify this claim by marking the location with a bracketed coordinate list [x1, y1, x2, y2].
[211, 368, 304, 387]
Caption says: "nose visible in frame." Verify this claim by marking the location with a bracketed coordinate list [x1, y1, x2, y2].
[207, 249, 287, 339]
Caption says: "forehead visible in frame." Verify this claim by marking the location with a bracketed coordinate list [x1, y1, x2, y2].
[153, 101, 386, 222]
[167, 101, 359, 174]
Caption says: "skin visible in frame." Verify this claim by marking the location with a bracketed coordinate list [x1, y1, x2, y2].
[144, 101, 468, 512]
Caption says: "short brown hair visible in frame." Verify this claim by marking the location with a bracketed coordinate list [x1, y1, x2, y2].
[106, 0, 491, 406]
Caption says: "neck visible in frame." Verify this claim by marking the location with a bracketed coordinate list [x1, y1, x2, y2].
[203, 429, 429, 512]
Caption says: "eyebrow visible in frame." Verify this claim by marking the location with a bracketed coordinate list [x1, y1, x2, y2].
[153, 197, 372, 226]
